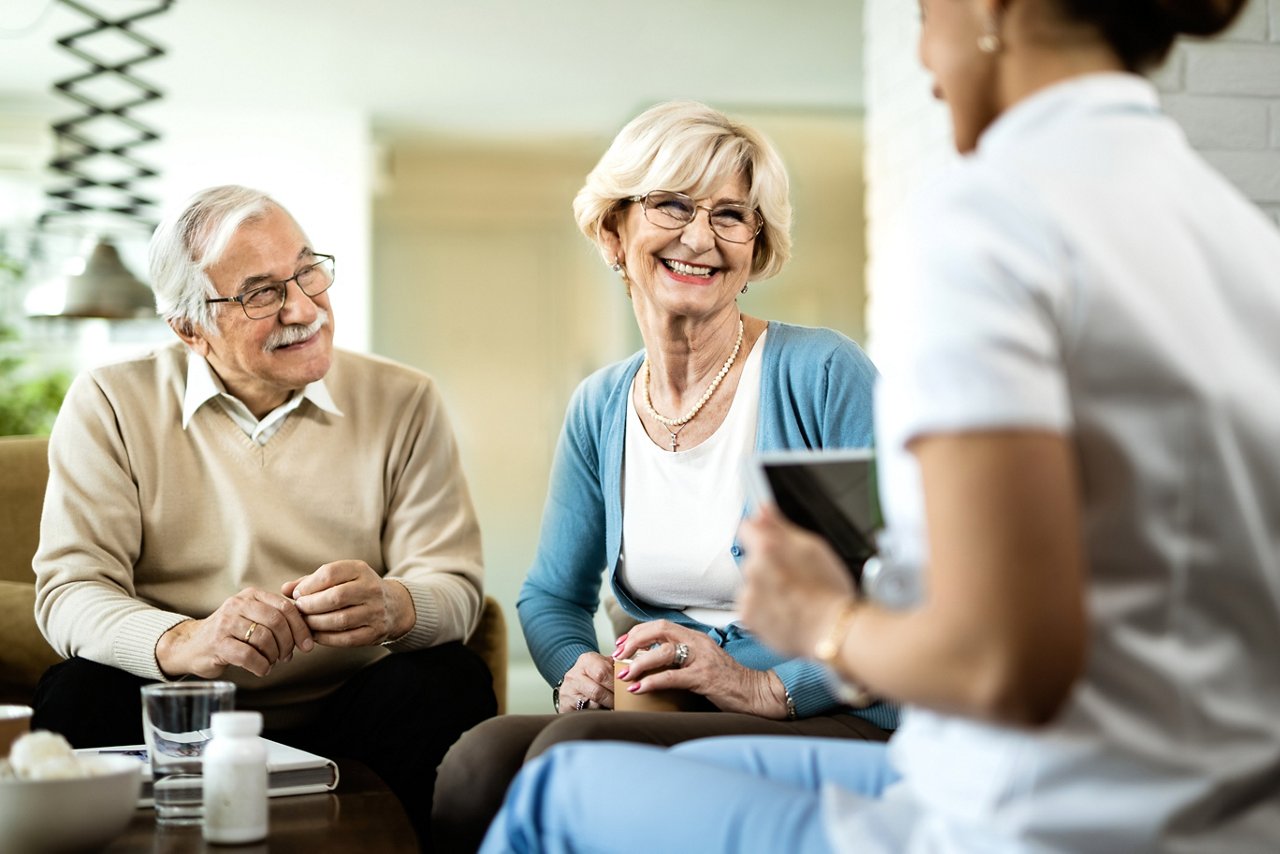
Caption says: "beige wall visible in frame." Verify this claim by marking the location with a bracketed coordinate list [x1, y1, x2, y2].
[373, 110, 867, 662]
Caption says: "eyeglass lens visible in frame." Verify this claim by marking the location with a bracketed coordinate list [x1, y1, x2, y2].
[241, 256, 335, 319]
[641, 192, 761, 243]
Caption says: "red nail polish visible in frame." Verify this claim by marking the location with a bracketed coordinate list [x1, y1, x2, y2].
[618, 667, 630, 680]
[615, 634, 628, 646]
[628, 682, 641, 693]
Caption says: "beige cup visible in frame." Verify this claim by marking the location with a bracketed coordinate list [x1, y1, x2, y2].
[0, 704, 33, 758]
[613, 659, 700, 713]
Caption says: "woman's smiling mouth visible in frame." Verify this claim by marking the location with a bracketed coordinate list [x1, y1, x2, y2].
[661, 258, 717, 281]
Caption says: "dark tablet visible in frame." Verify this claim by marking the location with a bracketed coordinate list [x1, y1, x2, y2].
[745, 449, 881, 587]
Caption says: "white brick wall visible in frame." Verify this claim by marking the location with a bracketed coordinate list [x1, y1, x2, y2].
[1225, 0, 1271, 38]
[1173, 4, 1280, 224]
[1162, 95, 1268, 149]
[1185, 44, 1280, 95]
[863, 0, 1280, 350]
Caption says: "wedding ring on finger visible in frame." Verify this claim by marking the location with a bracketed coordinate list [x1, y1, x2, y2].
[244, 622, 259, 643]
[672, 642, 690, 669]
[574, 697, 589, 711]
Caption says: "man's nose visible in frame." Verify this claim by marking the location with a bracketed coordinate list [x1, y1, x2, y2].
[278, 278, 320, 325]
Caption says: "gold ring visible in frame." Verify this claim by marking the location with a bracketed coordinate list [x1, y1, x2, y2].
[244, 622, 258, 643]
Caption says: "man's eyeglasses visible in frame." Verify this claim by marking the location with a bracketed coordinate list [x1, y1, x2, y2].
[206, 254, 336, 320]
[628, 191, 763, 244]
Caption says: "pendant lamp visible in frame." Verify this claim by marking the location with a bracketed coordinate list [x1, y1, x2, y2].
[27, 0, 173, 320]
[27, 238, 155, 319]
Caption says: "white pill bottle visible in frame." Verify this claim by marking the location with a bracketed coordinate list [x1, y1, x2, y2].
[202, 710, 268, 844]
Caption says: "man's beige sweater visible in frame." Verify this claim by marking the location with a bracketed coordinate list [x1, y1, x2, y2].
[34, 342, 484, 718]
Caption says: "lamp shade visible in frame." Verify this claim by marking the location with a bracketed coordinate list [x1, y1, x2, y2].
[54, 239, 156, 320]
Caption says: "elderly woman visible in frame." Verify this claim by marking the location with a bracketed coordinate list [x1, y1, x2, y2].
[480, 1, 1280, 852]
[432, 100, 892, 852]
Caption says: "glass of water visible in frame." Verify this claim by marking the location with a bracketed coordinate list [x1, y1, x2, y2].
[140, 681, 235, 825]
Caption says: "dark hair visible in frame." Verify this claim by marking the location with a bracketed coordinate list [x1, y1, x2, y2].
[1056, 0, 1248, 71]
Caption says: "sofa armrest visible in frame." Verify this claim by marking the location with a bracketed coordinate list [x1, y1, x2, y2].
[464, 596, 508, 715]
[0, 580, 62, 702]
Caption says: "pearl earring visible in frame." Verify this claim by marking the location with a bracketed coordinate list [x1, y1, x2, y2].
[611, 257, 624, 275]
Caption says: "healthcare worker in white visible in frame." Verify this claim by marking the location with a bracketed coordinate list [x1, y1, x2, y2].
[478, 0, 1280, 851]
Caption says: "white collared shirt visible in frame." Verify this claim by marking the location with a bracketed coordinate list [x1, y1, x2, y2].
[181, 351, 342, 445]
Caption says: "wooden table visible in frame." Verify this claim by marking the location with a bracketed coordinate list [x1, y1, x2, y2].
[105, 760, 419, 853]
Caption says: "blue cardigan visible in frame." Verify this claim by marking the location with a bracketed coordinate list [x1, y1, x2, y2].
[517, 321, 897, 729]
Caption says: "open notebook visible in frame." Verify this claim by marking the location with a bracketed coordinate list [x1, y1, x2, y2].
[80, 738, 339, 807]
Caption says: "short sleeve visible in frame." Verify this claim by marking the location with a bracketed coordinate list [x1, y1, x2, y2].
[875, 167, 1074, 449]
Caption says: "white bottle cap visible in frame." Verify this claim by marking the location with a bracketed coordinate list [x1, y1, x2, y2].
[210, 710, 263, 737]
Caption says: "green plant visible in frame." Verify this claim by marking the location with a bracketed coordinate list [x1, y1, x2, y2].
[0, 252, 72, 436]
[0, 327, 71, 436]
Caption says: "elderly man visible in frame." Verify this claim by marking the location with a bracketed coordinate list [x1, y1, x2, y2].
[31, 185, 495, 845]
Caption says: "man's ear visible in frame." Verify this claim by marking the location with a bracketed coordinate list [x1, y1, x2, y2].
[170, 317, 210, 356]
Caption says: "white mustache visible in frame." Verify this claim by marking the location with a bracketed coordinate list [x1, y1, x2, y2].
[264, 309, 328, 351]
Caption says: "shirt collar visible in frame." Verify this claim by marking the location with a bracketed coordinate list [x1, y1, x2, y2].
[181, 349, 343, 429]
[977, 72, 1160, 156]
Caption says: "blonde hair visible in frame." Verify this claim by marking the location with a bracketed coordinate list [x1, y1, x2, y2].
[573, 101, 792, 281]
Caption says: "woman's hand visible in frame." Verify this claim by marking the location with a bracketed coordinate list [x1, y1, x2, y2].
[557, 652, 615, 712]
[741, 434, 1087, 726]
[613, 620, 790, 719]
[737, 505, 860, 660]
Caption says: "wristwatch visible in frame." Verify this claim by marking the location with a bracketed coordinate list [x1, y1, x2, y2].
[552, 679, 563, 713]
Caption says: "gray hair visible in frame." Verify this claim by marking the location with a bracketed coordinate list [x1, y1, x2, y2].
[148, 185, 281, 332]
[574, 100, 792, 281]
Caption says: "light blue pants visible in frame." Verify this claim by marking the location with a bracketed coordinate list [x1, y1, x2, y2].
[479, 736, 898, 854]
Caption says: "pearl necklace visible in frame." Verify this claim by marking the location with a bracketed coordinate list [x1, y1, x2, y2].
[641, 318, 744, 452]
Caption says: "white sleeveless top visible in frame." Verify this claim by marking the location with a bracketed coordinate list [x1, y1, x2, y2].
[616, 331, 766, 628]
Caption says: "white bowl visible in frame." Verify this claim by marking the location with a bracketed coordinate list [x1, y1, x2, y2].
[0, 755, 144, 853]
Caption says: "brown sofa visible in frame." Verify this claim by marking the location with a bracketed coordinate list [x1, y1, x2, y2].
[0, 435, 507, 713]
[0, 436, 62, 704]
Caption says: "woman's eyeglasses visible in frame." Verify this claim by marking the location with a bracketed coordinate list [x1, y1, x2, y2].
[629, 191, 763, 244]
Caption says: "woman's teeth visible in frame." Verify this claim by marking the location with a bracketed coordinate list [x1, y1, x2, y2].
[663, 259, 714, 277]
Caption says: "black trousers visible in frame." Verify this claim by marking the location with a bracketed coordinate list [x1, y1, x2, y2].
[33, 643, 497, 852]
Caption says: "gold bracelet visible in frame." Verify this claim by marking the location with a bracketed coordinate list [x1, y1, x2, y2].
[814, 601, 874, 708]
[813, 600, 860, 667]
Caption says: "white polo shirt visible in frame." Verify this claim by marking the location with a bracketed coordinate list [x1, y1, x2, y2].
[830, 74, 1280, 852]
